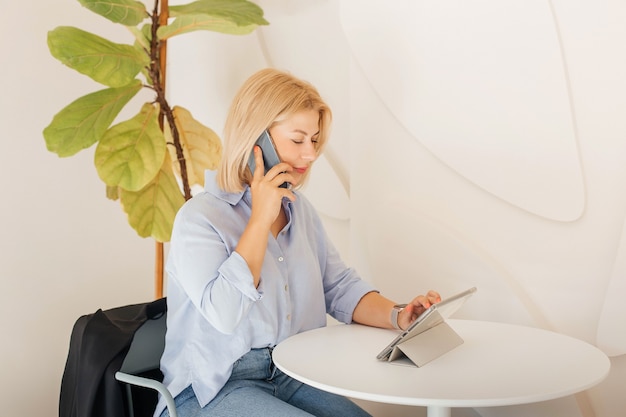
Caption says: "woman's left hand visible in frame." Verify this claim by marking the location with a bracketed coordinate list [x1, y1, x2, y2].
[397, 290, 441, 330]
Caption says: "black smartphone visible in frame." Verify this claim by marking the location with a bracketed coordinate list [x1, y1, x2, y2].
[247, 130, 289, 188]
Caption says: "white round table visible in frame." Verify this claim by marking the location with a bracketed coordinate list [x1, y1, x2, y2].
[272, 320, 610, 417]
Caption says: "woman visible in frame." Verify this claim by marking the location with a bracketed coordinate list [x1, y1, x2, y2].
[156, 68, 440, 417]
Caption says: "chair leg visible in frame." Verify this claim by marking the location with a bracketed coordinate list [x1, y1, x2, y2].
[124, 384, 135, 417]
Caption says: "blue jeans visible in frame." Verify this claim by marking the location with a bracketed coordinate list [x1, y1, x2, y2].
[162, 348, 371, 417]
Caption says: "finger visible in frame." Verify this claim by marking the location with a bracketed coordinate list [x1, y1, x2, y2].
[253, 146, 264, 178]
[403, 304, 421, 323]
[267, 163, 294, 188]
[281, 189, 297, 203]
[267, 162, 293, 178]
[272, 171, 295, 188]
[413, 295, 432, 309]
[252, 145, 265, 182]
[427, 290, 442, 304]
[399, 304, 424, 329]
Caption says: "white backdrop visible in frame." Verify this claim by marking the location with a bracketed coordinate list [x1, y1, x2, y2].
[1, 1, 624, 416]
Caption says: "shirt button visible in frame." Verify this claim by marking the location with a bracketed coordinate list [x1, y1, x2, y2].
[286, 314, 291, 321]
[278, 256, 284, 262]
[284, 284, 288, 292]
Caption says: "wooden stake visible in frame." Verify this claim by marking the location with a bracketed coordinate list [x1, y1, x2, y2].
[155, 241, 164, 299]
[155, 0, 169, 300]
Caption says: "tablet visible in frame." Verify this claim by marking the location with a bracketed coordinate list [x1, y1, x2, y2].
[376, 287, 477, 361]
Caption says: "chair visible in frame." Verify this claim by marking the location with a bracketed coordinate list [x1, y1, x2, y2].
[115, 308, 178, 417]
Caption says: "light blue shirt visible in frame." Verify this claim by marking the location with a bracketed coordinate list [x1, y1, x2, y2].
[155, 171, 376, 415]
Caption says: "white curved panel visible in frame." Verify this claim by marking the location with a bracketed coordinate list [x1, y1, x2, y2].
[256, 0, 353, 220]
[597, 216, 626, 356]
[364, 200, 540, 327]
[340, 0, 585, 221]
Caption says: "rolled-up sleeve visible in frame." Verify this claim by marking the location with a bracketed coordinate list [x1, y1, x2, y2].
[322, 247, 378, 323]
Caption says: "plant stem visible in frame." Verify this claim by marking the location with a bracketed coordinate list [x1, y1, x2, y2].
[151, 0, 185, 300]
[158, 0, 168, 93]
[149, 0, 192, 202]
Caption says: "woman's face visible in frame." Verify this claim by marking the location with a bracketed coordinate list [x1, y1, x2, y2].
[268, 109, 320, 187]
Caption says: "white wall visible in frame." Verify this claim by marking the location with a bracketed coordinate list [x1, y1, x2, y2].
[0, 2, 156, 415]
[1, 1, 624, 417]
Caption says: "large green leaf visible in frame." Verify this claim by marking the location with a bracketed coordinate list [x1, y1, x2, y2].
[158, 15, 258, 39]
[166, 106, 222, 187]
[48, 26, 148, 88]
[161, 0, 268, 39]
[95, 103, 167, 192]
[120, 153, 185, 242]
[43, 81, 142, 157]
[169, 0, 269, 25]
[78, 0, 147, 26]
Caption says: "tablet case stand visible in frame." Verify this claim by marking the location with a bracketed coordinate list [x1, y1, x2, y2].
[387, 311, 464, 367]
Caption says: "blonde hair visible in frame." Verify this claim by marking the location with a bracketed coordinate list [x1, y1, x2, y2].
[216, 68, 332, 192]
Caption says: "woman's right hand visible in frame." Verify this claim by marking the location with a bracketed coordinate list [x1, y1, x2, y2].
[249, 145, 296, 228]
[235, 147, 296, 285]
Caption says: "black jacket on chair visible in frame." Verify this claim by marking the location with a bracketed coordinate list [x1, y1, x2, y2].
[59, 298, 167, 417]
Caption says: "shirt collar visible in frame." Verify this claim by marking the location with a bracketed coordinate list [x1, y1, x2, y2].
[204, 170, 249, 206]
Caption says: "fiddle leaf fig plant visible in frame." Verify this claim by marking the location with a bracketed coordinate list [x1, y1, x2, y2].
[44, 0, 268, 242]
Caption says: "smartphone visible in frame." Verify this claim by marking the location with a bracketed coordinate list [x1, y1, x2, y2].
[247, 130, 290, 188]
